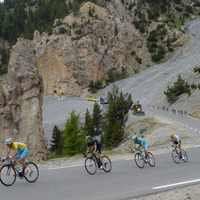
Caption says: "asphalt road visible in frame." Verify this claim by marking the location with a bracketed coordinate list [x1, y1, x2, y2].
[0, 147, 200, 200]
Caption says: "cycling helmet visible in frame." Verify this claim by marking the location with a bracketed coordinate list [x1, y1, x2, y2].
[5, 138, 13, 145]
[132, 135, 137, 141]
[85, 136, 92, 141]
[169, 133, 174, 137]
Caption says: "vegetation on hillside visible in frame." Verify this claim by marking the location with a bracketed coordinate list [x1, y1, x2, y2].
[49, 84, 133, 155]
[164, 75, 191, 103]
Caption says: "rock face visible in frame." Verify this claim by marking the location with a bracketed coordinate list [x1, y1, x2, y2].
[31, 1, 187, 97]
[0, 38, 47, 160]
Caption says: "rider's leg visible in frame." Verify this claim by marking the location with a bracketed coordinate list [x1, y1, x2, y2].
[178, 145, 184, 156]
[144, 150, 150, 159]
[98, 153, 103, 164]
[18, 148, 29, 168]
[144, 143, 150, 159]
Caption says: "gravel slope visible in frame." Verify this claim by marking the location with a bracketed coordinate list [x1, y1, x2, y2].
[99, 19, 200, 112]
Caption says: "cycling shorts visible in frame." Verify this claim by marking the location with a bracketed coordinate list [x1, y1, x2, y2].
[16, 148, 29, 159]
[139, 141, 147, 150]
[92, 143, 102, 154]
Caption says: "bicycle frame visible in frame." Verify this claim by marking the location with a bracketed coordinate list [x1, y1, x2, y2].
[135, 149, 148, 163]
[172, 145, 182, 157]
[85, 152, 101, 167]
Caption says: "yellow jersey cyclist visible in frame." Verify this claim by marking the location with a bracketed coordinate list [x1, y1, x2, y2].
[169, 133, 185, 160]
[4, 138, 32, 175]
[85, 136, 104, 170]
[131, 135, 151, 164]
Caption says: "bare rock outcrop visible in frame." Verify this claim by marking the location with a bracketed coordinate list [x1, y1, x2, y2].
[0, 38, 47, 160]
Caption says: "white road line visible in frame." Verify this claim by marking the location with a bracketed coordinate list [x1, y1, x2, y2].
[195, 145, 200, 148]
[185, 125, 189, 128]
[48, 164, 84, 170]
[152, 179, 200, 190]
[125, 158, 134, 160]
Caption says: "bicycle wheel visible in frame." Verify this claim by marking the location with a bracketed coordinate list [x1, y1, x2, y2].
[171, 150, 180, 164]
[85, 157, 97, 175]
[147, 152, 155, 167]
[0, 165, 16, 186]
[24, 162, 39, 183]
[182, 149, 188, 163]
[102, 156, 112, 173]
[134, 153, 145, 168]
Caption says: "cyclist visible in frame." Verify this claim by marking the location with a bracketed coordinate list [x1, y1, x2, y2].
[4, 138, 32, 175]
[169, 133, 184, 160]
[131, 135, 151, 163]
[85, 136, 104, 170]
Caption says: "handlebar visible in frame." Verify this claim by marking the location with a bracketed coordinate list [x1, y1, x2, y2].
[1, 155, 15, 162]
[83, 151, 98, 158]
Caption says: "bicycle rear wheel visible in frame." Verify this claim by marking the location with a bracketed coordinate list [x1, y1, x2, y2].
[147, 152, 155, 167]
[85, 157, 97, 175]
[24, 162, 39, 183]
[134, 153, 145, 168]
[0, 165, 16, 186]
[102, 156, 112, 173]
[182, 149, 188, 163]
[171, 150, 180, 164]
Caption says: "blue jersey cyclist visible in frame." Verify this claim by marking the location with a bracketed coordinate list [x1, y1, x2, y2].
[85, 136, 104, 170]
[131, 135, 151, 163]
[4, 138, 32, 175]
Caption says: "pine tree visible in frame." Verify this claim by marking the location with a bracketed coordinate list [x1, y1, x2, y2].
[2, 10, 11, 40]
[103, 84, 133, 148]
[49, 125, 63, 154]
[84, 108, 94, 136]
[63, 110, 86, 156]
[92, 102, 102, 136]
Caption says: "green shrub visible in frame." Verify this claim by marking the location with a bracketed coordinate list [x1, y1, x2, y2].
[164, 75, 191, 103]
[198, 84, 200, 89]
[194, 66, 200, 73]
[136, 56, 142, 64]
[191, 84, 197, 89]
[58, 27, 67, 34]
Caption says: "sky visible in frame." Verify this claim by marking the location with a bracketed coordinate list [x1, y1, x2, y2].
[0, 0, 4, 2]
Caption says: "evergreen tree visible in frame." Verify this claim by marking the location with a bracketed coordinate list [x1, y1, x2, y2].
[92, 102, 102, 136]
[103, 84, 133, 148]
[2, 10, 11, 40]
[84, 108, 94, 136]
[49, 125, 63, 154]
[63, 110, 86, 156]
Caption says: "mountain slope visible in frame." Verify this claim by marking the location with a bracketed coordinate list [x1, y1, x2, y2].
[100, 19, 200, 117]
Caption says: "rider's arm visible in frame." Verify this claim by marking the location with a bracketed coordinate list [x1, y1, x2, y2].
[141, 144, 144, 150]
[6, 149, 11, 158]
[93, 144, 97, 152]
[86, 147, 90, 153]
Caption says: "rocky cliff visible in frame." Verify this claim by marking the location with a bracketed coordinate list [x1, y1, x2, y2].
[0, 38, 47, 160]
[32, 1, 187, 97]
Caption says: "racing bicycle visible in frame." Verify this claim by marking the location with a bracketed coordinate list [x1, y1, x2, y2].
[133, 148, 155, 168]
[0, 156, 39, 186]
[84, 152, 112, 175]
[171, 145, 188, 164]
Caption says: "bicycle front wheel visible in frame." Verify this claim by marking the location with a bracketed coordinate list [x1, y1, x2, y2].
[182, 149, 188, 163]
[171, 150, 180, 164]
[134, 153, 145, 168]
[102, 156, 112, 173]
[24, 162, 39, 183]
[85, 157, 97, 175]
[148, 152, 155, 167]
[0, 165, 16, 186]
